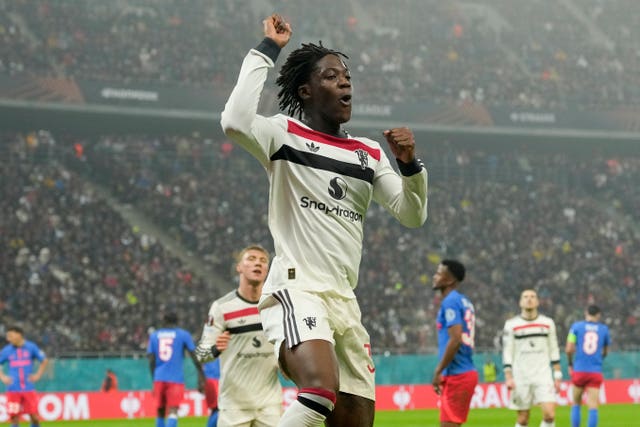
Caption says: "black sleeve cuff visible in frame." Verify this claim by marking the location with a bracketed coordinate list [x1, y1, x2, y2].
[396, 158, 424, 176]
[211, 345, 221, 358]
[255, 37, 281, 63]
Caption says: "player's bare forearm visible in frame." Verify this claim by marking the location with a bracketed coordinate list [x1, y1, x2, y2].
[30, 358, 48, 382]
[147, 354, 156, 380]
[189, 351, 207, 391]
[437, 324, 463, 372]
[0, 369, 10, 385]
[432, 337, 460, 395]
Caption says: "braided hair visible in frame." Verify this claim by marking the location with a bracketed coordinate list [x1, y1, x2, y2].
[276, 42, 348, 119]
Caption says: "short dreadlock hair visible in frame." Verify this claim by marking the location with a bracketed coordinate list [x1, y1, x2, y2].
[276, 42, 348, 119]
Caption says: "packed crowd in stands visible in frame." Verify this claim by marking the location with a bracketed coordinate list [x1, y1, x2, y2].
[0, 132, 215, 353]
[1, 130, 638, 355]
[1, 0, 638, 108]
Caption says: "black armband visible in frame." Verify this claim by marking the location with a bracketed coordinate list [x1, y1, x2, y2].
[211, 345, 221, 358]
[255, 37, 281, 63]
[396, 158, 424, 176]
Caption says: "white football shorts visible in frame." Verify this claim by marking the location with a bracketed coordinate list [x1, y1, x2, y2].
[259, 288, 376, 400]
[508, 381, 557, 410]
[218, 405, 281, 427]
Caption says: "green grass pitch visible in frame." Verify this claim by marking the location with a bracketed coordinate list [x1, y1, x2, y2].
[43, 404, 636, 426]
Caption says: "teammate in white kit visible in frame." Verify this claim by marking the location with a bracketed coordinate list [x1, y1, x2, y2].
[502, 289, 562, 427]
[220, 13, 428, 427]
[196, 246, 282, 427]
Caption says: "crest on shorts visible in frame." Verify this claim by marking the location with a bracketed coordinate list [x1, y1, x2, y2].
[354, 149, 369, 170]
[303, 317, 317, 330]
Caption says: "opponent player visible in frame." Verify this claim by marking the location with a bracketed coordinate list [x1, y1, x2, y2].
[503, 289, 562, 427]
[220, 14, 428, 427]
[566, 305, 610, 427]
[147, 313, 205, 427]
[431, 260, 478, 427]
[0, 326, 48, 427]
[203, 359, 220, 427]
[196, 245, 282, 427]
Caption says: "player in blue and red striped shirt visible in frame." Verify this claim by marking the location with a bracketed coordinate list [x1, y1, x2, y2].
[432, 260, 478, 427]
[147, 313, 205, 427]
[566, 305, 611, 427]
[0, 326, 49, 427]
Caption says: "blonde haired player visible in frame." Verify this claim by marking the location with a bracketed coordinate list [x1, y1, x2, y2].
[502, 289, 562, 427]
[196, 246, 282, 427]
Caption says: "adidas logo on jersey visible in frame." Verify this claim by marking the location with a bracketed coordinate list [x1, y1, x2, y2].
[306, 141, 320, 152]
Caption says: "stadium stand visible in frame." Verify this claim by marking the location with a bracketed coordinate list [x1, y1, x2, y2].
[1, 0, 638, 108]
[2, 131, 638, 355]
[1, 0, 639, 356]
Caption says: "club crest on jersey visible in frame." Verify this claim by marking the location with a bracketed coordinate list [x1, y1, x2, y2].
[306, 141, 320, 152]
[354, 149, 368, 170]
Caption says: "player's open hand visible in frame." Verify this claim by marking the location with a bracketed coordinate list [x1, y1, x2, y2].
[0, 375, 11, 385]
[216, 331, 231, 352]
[263, 14, 292, 49]
[431, 370, 443, 395]
[383, 127, 416, 164]
[506, 378, 515, 391]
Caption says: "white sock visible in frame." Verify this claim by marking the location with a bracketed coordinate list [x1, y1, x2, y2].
[278, 399, 326, 427]
[516, 424, 527, 427]
[540, 421, 555, 427]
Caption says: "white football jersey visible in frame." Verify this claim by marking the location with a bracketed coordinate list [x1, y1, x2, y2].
[197, 290, 282, 410]
[221, 49, 428, 300]
[502, 314, 561, 384]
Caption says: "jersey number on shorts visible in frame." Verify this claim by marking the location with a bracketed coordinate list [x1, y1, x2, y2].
[159, 337, 175, 361]
[582, 331, 599, 355]
[461, 309, 475, 348]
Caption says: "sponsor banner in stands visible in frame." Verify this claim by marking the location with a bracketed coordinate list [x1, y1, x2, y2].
[1, 75, 640, 132]
[1, 379, 639, 420]
[78, 81, 224, 110]
[490, 107, 617, 130]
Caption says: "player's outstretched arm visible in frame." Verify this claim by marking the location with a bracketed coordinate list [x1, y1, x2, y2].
[219, 14, 292, 166]
[220, 14, 291, 155]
